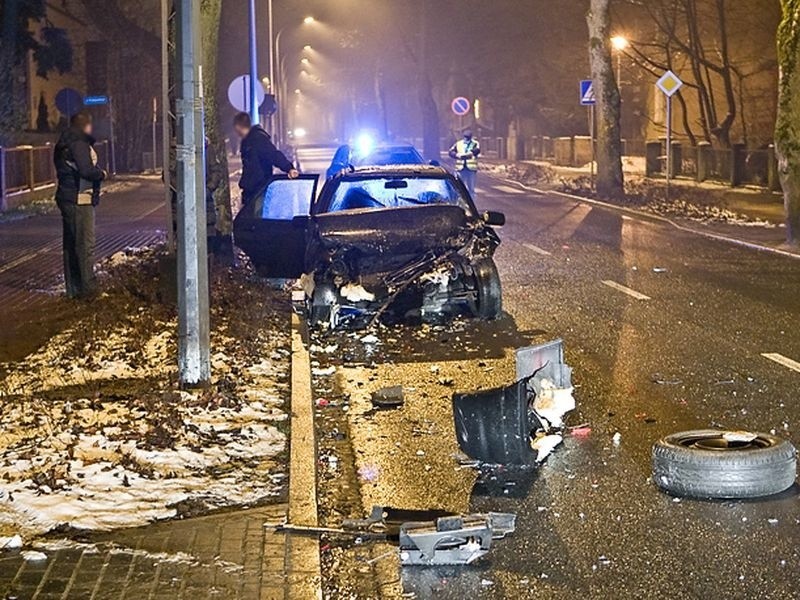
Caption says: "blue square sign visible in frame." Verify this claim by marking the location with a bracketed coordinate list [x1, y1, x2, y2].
[580, 80, 596, 106]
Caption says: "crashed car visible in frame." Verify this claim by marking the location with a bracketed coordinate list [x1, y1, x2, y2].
[233, 165, 505, 329]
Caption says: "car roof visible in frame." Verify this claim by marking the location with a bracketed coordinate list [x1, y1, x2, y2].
[338, 165, 448, 178]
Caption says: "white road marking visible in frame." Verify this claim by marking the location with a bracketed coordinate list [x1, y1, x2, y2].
[601, 280, 651, 301]
[762, 353, 800, 373]
[492, 185, 526, 195]
[522, 243, 552, 256]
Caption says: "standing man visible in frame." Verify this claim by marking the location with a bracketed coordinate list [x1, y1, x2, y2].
[232, 112, 298, 205]
[54, 112, 107, 299]
[449, 128, 481, 197]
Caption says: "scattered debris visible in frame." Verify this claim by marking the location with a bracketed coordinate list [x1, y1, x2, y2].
[371, 386, 405, 409]
[612, 432, 622, 445]
[360, 334, 380, 344]
[0, 535, 22, 550]
[532, 434, 563, 463]
[341, 283, 376, 303]
[452, 340, 576, 465]
[312, 366, 337, 377]
[21, 550, 47, 562]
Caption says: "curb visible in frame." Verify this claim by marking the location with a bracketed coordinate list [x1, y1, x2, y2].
[287, 311, 322, 599]
[490, 173, 800, 261]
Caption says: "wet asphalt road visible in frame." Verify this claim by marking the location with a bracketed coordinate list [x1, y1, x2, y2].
[296, 148, 800, 598]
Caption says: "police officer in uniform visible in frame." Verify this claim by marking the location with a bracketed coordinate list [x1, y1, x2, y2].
[449, 128, 481, 196]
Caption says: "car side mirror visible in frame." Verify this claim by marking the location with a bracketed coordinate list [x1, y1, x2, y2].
[483, 211, 505, 227]
[292, 215, 309, 230]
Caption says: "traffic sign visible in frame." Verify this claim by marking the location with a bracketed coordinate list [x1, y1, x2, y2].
[656, 70, 683, 97]
[227, 75, 265, 113]
[580, 80, 596, 106]
[55, 88, 83, 117]
[451, 96, 471, 117]
[84, 95, 109, 106]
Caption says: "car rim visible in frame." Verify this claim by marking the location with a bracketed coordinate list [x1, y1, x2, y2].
[676, 433, 772, 452]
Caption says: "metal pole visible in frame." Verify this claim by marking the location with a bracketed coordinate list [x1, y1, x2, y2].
[590, 104, 595, 190]
[151, 97, 158, 173]
[247, 0, 259, 125]
[175, 0, 210, 386]
[108, 97, 117, 175]
[275, 29, 284, 147]
[666, 95, 672, 201]
[268, 0, 275, 133]
[161, 0, 174, 250]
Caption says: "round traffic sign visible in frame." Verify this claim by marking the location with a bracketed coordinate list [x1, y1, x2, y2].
[55, 88, 84, 117]
[451, 96, 471, 117]
[227, 75, 266, 113]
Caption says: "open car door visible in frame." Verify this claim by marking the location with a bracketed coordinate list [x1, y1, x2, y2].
[233, 174, 318, 278]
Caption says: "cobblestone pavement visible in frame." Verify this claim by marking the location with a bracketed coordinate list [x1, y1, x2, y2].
[0, 503, 311, 600]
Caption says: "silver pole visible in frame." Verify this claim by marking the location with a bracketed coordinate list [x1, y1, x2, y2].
[248, 0, 259, 125]
[666, 94, 672, 201]
[108, 97, 117, 175]
[151, 96, 158, 173]
[161, 0, 174, 250]
[268, 0, 275, 133]
[175, 0, 210, 386]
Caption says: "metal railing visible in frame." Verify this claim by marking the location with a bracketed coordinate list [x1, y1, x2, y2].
[1, 141, 109, 210]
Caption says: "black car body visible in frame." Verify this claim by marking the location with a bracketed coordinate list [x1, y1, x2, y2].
[234, 165, 504, 329]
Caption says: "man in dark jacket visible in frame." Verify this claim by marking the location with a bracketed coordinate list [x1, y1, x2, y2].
[233, 112, 298, 205]
[54, 112, 107, 298]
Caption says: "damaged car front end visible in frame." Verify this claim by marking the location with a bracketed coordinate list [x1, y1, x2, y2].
[235, 166, 505, 330]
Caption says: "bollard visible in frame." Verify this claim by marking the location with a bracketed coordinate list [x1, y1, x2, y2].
[730, 143, 746, 187]
[768, 144, 781, 192]
[696, 142, 712, 182]
[670, 142, 682, 178]
[646, 141, 661, 177]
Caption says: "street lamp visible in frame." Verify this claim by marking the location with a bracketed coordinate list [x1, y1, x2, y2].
[303, 16, 315, 24]
[273, 16, 317, 146]
[301, 57, 310, 65]
[611, 35, 629, 84]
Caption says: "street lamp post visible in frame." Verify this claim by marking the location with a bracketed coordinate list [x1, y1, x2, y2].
[247, 0, 259, 125]
[611, 35, 629, 87]
[273, 17, 315, 148]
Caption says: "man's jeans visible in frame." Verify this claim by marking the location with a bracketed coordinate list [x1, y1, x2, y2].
[58, 201, 96, 298]
[457, 168, 477, 197]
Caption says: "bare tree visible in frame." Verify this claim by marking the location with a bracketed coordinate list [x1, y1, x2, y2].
[587, 0, 625, 198]
[776, 0, 800, 245]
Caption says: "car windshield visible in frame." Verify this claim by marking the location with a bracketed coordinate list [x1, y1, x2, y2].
[328, 176, 469, 213]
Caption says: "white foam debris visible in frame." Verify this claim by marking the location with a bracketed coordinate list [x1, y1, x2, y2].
[21, 550, 47, 562]
[532, 434, 563, 463]
[533, 378, 576, 428]
[0, 535, 22, 550]
[340, 283, 375, 303]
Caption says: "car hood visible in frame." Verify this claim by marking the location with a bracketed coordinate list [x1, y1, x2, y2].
[313, 204, 471, 255]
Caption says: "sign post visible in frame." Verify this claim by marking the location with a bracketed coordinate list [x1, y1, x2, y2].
[656, 70, 683, 199]
[451, 96, 471, 131]
[580, 80, 596, 188]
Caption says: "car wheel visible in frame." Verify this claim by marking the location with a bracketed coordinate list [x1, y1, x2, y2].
[472, 258, 502, 320]
[652, 429, 797, 499]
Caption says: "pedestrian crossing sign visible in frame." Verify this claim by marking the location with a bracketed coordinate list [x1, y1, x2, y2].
[656, 71, 683, 97]
[580, 80, 596, 106]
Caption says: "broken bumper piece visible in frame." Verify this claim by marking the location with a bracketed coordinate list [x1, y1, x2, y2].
[452, 339, 574, 465]
[399, 512, 516, 566]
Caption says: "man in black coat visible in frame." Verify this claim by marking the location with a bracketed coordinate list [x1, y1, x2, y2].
[53, 112, 107, 298]
[233, 112, 298, 205]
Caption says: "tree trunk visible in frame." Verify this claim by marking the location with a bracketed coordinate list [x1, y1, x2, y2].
[776, 0, 800, 245]
[0, 0, 22, 145]
[200, 0, 232, 237]
[587, 0, 624, 199]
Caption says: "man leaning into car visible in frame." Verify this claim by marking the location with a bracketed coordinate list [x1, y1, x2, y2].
[233, 112, 299, 205]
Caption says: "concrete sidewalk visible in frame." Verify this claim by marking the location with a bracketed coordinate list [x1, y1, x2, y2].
[0, 175, 167, 361]
[0, 504, 298, 600]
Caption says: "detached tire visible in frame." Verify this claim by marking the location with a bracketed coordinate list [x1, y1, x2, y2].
[652, 430, 797, 499]
[472, 258, 503, 320]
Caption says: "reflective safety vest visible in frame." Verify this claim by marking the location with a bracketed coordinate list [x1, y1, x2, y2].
[452, 138, 480, 171]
